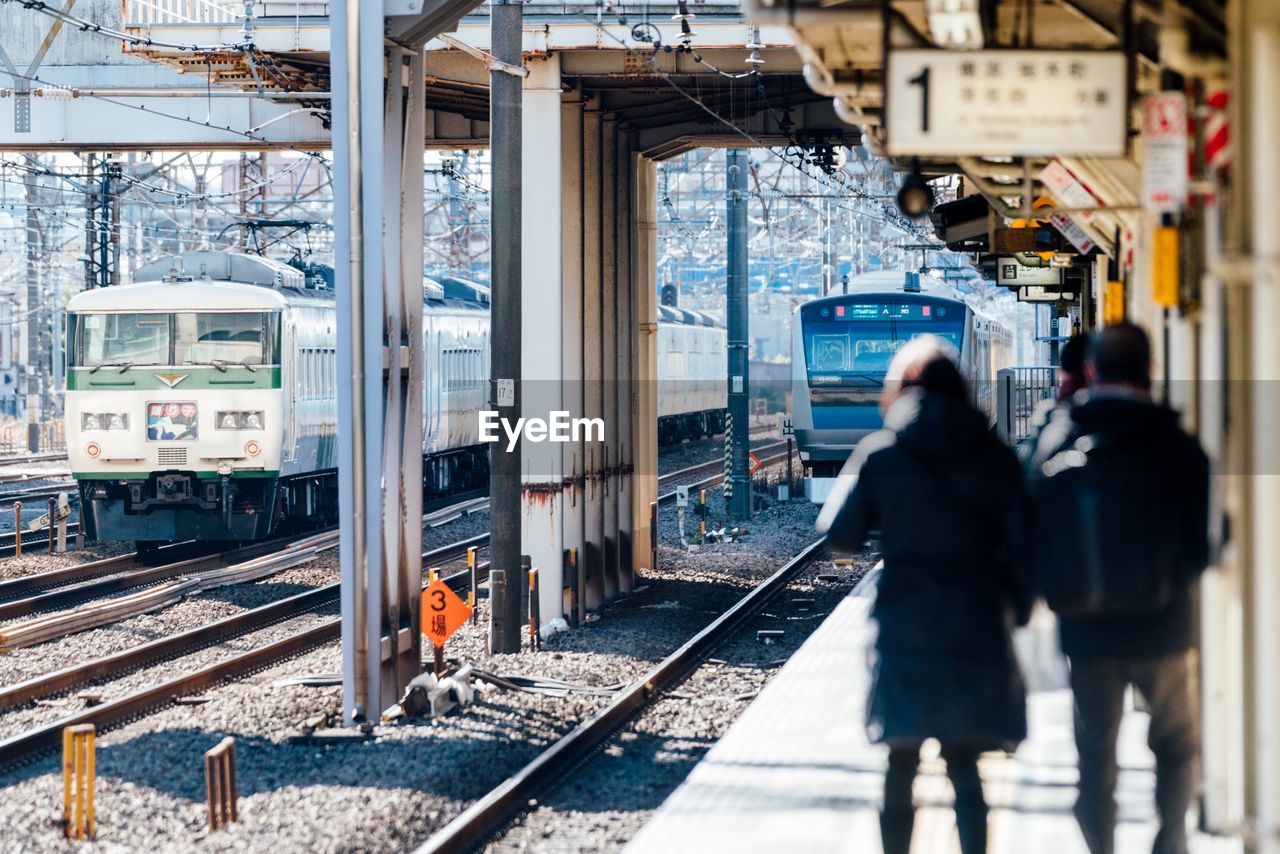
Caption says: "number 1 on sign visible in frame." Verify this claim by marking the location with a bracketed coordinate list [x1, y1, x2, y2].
[908, 66, 931, 133]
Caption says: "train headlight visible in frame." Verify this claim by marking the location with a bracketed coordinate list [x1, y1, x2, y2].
[81, 412, 128, 431]
[215, 411, 264, 430]
[85, 442, 101, 458]
[244, 440, 262, 457]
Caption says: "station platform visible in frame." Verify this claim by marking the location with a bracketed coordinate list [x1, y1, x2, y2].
[628, 572, 1241, 854]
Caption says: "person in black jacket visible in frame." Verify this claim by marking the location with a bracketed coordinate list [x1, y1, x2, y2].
[817, 335, 1034, 854]
[1029, 323, 1210, 854]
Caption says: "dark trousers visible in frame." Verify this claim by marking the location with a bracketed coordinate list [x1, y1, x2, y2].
[881, 743, 987, 854]
[1069, 652, 1200, 854]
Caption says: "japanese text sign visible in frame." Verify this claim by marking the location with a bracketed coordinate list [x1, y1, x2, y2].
[886, 49, 1128, 157]
[421, 579, 473, 648]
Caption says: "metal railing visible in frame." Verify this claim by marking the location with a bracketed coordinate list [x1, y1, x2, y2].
[996, 366, 1058, 445]
[121, 0, 743, 26]
[0, 420, 66, 454]
[125, 0, 240, 25]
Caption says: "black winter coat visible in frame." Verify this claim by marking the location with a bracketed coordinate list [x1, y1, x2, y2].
[1028, 391, 1211, 659]
[819, 389, 1034, 751]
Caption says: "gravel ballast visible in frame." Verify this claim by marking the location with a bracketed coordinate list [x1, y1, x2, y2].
[0, 490, 826, 852]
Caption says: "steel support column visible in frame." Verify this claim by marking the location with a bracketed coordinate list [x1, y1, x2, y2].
[1246, 17, 1280, 851]
[726, 149, 751, 520]
[488, 0, 525, 653]
[615, 127, 635, 595]
[600, 115, 620, 602]
[333, 5, 427, 724]
[521, 55, 564, 628]
[632, 156, 660, 577]
[581, 103, 605, 611]
[561, 91, 587, 625]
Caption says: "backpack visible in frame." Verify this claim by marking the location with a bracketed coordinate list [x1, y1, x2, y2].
[1033, 431, 1178, 619]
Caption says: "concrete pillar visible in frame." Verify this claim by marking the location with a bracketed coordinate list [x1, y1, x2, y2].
[520, 55, 565, 627]
[632, 156, 660, 577]
[333, 3, 425, 722]
[601, 115, 620, 602]
[615, 127, 635, 594]
[1247, 20, 1280, 850]
[561, 91, 587, 625]
[581, 103, 605, 611]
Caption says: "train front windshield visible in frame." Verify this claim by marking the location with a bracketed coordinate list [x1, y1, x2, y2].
[69, 312, 281, 368]
[802, 299, 964, 427]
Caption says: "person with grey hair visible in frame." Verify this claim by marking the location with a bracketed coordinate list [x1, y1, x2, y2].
[818, 335, 1034, 854]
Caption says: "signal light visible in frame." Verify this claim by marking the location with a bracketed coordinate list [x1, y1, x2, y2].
[86, 443, 100, 458]
[244, 440, 261, 457]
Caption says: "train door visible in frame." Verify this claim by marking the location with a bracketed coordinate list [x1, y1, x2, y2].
[284, 319, 299, 463]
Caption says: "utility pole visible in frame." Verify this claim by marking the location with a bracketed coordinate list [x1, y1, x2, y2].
[488, 0, 524, 653]
[83, 154, 97, 290]
[24, 165, 42, 452]
[726, 149, 751, 520]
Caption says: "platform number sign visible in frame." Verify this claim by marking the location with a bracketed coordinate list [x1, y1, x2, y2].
[886, 49, 1128, 157]
[421, 579, 472, 648]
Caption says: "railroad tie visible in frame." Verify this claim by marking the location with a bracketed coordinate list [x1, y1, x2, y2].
[205, 736, 239, 831]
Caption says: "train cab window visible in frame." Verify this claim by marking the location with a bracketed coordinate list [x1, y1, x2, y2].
[175, 312, 274, 367]
[70, 312, 170, 367]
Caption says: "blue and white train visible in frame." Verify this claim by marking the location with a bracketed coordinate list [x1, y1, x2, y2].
[791, 271, 1014, 490]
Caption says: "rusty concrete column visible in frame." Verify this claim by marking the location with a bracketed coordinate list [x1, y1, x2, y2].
[520, 54, 565, 629]
[581, 102, 605, 611]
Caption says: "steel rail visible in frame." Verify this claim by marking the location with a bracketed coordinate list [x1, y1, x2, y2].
[0, 585, 339, 712]
[0, 533, 491, 771]
[656, 446, 794, 505]
[0, 452, 67, 467]
[415, 537, 829, 854]
[658, 438, 788, 484]
[0, 552, 137, 602]
[0, 536, 308, 621]
[0, 523, 81, 558]
[0, 621, 339, 772]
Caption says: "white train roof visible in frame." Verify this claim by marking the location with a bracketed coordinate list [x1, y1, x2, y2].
[132, 251, 305, 289]
[67, 281, 294, 312]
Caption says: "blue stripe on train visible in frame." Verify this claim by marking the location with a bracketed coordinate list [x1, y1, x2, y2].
[812, 403, 883, 430]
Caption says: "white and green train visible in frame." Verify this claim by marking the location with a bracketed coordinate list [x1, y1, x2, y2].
[65, 251, 490, 548]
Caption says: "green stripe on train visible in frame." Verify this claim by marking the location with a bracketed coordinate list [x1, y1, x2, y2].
[73, 470, 280, 480]
[66, 366, 282, 391]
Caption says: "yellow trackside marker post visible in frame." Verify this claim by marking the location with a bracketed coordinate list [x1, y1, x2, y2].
[528, 568, 541, 651]
[204, 736, 238, 831]
[1152, 226, 1180, 309]
[467, 547, 478, 622]
[62, 724, 95, 840]
[428, 567, 439, 585]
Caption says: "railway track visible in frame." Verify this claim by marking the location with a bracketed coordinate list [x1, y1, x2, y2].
[416, 537, 829, 853]
[0, 452, 68, 468]
[0, 523, 81, 558]
[0, 532, 490, 771]
[0, 450, 795, 771]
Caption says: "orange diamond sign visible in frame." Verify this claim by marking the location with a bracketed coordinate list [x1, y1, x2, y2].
[421, 579, 473, 648]
[748, 452, 762, 475]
